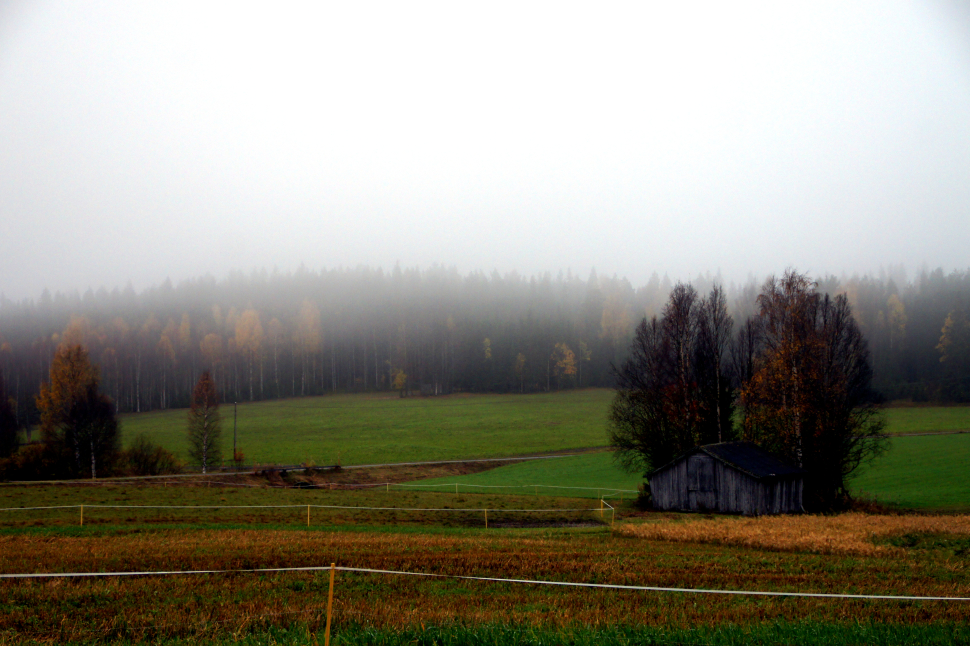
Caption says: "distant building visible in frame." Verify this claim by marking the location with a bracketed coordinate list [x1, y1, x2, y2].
[648, 442, 805, 515]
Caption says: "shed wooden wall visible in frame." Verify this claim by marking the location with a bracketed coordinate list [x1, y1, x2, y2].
[651, 456, 802, 515]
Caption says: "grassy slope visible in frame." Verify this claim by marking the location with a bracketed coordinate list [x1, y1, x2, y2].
[882, 406, 970, 434]
[413, 451, 641, 498]
[119, 393, 970, 509]
[715, 406, 970, 437]
[119, 389, 615, 466]
[851, 433, 970, 510]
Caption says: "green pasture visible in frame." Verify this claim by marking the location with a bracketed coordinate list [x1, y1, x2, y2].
[412, 451, 640, 499]
[118, 392, 970, 510]
[851, 433, 970, 510]
[882, 405, 970, 434]
[119, 389, 614, 466]
[418, 435, 970, 511]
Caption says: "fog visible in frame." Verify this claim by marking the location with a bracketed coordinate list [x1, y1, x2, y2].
[1, 1, 969, 301]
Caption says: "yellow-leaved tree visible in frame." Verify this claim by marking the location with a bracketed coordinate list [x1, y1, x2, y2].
[235, 309, 264, 400]
[36, 344, 119, 478]
[550, 342, 576, 390]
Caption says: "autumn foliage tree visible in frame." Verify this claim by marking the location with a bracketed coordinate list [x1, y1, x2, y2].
[550, 342, 577, 390]
[187, 371, 221, 473]
[35, 344, 119, 478]
[738, 270, 887, 510]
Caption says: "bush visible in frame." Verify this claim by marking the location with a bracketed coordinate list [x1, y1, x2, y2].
[635, 481, 653, 510]
[121, 434, 183, 476]
[0, 443, 67, 481]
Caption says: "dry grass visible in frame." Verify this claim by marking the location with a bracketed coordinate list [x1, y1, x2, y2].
[619, 512, 970, 556]
[3, 527, 969, 643]
[3, 520, 970, 644]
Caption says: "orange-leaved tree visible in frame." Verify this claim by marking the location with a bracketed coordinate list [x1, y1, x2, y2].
[738, 270, 887, 510]
[36, 344, 119, 478]
[188, 371, 221, 473]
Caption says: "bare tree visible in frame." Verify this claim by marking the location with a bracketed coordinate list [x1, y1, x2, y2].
[697, 284, 733, 442]
[609, 283, 733, 475]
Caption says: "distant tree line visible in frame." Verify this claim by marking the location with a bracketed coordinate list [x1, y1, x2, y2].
[0, 263, 967, 442]
[0, 266, 677, 430]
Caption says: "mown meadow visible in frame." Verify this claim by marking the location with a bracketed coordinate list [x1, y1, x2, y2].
[4, 393, 969, 644]
[1, 481, 970, 645]
[118, 389, 616, 466]
[119, 391, 970, 467]
[117, 390, 970, 509]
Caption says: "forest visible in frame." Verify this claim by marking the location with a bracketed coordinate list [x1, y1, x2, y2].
[0, 264, 968, 431]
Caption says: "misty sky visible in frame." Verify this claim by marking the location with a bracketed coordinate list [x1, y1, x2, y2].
[1, 2, 969, 301]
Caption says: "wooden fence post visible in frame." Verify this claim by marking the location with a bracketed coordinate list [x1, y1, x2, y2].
[80, 505, 83, 527]
[484, 508, 487, 529]
[325, 562, 335, 646]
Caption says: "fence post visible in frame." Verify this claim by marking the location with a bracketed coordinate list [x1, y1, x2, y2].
[484, 508, 487, 529]
[324, 562, 335, 646]
[386, 482, 389, 493]
[600, 499, 603, 518]
[455, 483, 459, 496]
[307, 505, 310, 528]
[80, 505, 83, 527]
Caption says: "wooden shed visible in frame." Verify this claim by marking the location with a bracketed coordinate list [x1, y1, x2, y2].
[648, 442, 805, 515]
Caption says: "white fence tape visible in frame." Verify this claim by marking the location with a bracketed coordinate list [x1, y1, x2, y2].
[0, 564, 966, 602]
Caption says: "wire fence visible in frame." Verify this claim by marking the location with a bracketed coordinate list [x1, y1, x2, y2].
[0, 500, 617, 529]
[4, 562, 968, 601]
[4, 557, 968, 643]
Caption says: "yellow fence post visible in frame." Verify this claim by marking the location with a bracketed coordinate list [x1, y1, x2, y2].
[307, 505, 310, 528]
[455, 483, 459, 496]
[324, 562, 335, 646]
[386, 483, 389, 493]
[612, 506, 615, 528]
[484, 508, 487, 529]
[600, 499, 604, 518]
[80, 505, 83, 527]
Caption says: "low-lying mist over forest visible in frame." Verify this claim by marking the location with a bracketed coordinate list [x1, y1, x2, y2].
[1, 263, 968, 428]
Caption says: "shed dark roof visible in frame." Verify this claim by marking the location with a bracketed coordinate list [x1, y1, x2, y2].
[699, 442, 804, 479]
[650, 442, 805, 480]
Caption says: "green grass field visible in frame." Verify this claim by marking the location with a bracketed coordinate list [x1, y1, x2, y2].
[119, 392, 970, 510]
[851, 433, 970, 510]
[882, 405, 970, 434]
[413, 451, 641, 499]
[120, 389, 615, 466]
[414, 434, 970, 510]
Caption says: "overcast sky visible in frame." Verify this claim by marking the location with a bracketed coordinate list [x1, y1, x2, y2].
[1, 1, 968, 301]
